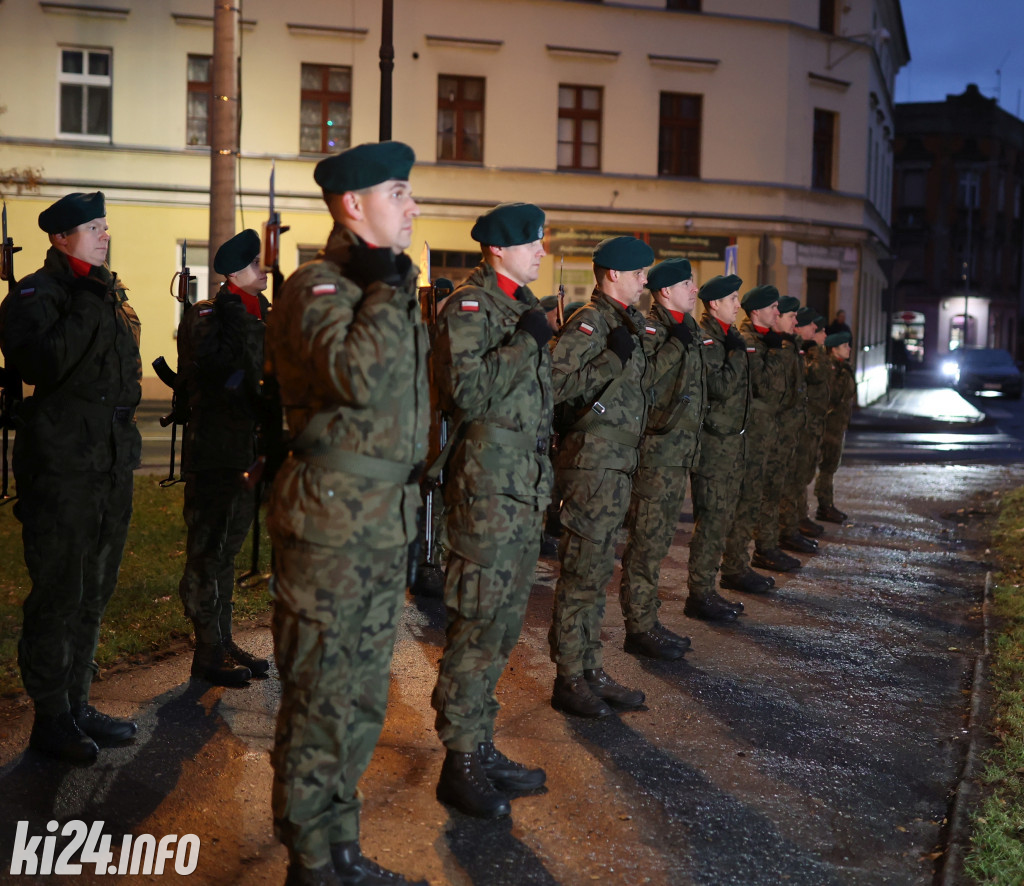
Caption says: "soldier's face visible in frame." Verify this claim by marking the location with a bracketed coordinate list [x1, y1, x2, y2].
[833, 342, 852, 360]
[710, 291, 740, 326]
[229, 258, 268, 296]
[352, 180, 419, 253]
[661, 277, 697, 314]
[491, 238, 545, 286]
[814, 328, 826, 345]
[57, 217, 109, 267]
[751, 302, 779, 329]
[607, 267, 648, 306]
[774, 310, 798, 335]
[796, 323, 815, 341]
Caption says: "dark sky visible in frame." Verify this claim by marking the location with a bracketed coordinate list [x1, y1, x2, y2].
[894, 0, 1024, 116]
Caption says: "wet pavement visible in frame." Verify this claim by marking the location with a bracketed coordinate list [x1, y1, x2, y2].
[0, 461, 1016, 885]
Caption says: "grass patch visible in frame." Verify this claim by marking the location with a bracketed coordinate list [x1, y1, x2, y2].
[965, 486, 1024, 883]
[0, 475, 271, 697]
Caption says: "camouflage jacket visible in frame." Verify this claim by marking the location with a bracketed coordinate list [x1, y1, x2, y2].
[639, 304, 707, 469]
[801, 340, 830, 425]
[738, 315, 786, 428]
[432, 262, 554, 505]
[265, 224, 429, 551]
[0, 246, 141, 474]
[778, 333, 807, 413]
[551, 289, 652, 474]
[823, 357, 856, 436]
[177, 283, 272, 472]
[697, 311, 749, 438]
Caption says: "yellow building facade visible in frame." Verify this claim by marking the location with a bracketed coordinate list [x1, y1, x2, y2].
[0, 0, 907, 403]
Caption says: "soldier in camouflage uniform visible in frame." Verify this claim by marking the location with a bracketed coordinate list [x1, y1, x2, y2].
[719, 284, 787, 596]
[815, 331, 857, 523]
[429, 203, 553, 819]
[618, 258, 704, 659]
[787, 310, 830, 538]
[684, 275, 751, 622]
[0, 192, 140, 764]
[264, 143, 428, 886]
[549, 236, 654, 718]
[176, 229, 273, 687]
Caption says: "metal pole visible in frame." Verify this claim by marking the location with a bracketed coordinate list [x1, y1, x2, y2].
[209, 0, 239, 299]
[379, 0, 394, 141]
[963, 172, 974, 348]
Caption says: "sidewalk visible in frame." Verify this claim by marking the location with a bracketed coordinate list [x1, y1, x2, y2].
[852, 386, 988, 432]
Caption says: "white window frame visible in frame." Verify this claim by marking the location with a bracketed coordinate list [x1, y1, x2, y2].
[57, 46, 113, 142]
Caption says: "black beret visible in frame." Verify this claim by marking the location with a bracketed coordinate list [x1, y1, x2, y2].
[433, 277, 454, 297]
[795, 306, 818, 327]
[214, 228, 261, 276]
[314, 141, 415, 194]
[471, 203, 545, 246]
[539, 295, 559, 311]
[826, 331, 852, 348]
[38, 191, 106, 234]
[778, 295, 800, 314]
[699, 274, 743, 302]
[647, 258, 693, 291]
[565, 300, 586, 316]
[593, 236, 654, 271]
[814, 314, 827, 329]
[741, 284, 779, 312]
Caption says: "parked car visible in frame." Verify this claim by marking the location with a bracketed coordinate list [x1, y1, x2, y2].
[943, 348, 1023, 399]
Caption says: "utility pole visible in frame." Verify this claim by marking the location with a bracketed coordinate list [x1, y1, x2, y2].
[379, 0, 394, 141]
[961, 171, 976, 349]
[209, 0, 239, 299]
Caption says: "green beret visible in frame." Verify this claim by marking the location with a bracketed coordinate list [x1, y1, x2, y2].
[741, 284, 778, 312]
[778, 295, 800, 314]
[433, 277, 454, 298]
[214, 228, 261, 276]
[647, 258, 693, 291]
[826, 331, 852, 348]
[539, 295, 559, 311]
[471, 203, 545, 247]
[795, 306, 818, 328]
[814, 314, 827, 330]
[38, 191, 106, 234]
[699, 274, 743, 302]
[314, 141, 415, 194]
[593, 236, 654, 271]
[565, 300, 585, 316]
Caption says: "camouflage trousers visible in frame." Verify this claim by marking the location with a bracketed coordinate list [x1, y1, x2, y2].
[688, 435, 744, 597]
[269, 537, 406, 869]
[15, 469, 134, 716]
[777, 406, 809, 537]
[432, 496, 543, 753]
[814, 424, 847, 508]
[786, 414, 826, 526]
[619, 464, 689, 633]
[721, 416, 773, 576]
[550, 467, 632, 677]
[755, 410, 796, 551]
[178, 470, 255, 645]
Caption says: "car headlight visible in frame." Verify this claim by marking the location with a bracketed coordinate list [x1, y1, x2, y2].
[940, 359, 959, 378]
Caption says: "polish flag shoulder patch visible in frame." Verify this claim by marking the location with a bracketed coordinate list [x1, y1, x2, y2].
[746, 347, 756, 353]
[197, 306, 214, 317]
[580, 322, 595, 335]
[702, 338, 714, 346]
[18, 287, 35, 297]
[645, 325, 657, 335]
[460, 300, 480, 312]
[311, 283, 336, 296]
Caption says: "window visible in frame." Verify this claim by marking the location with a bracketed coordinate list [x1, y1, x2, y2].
[901, 170, 926, 207]
[658, 92, 701, 177]
[59, 48, 111, 140]
[437, 76, 485, 163]
[558, 85, 602, 171]
[431, 249, 480, 285]
[300, 64, 352, 154]
[819, 0, 837, 33]
[186, 55, 212, 147]
[811, 109, 836, 190]
[667, 0, 701, 9]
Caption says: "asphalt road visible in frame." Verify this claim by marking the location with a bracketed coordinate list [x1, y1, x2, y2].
[0, 459, 1014, 885]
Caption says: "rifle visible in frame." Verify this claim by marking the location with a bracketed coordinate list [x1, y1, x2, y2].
[556, 256, 566, 329]
[153, 241, 195, 487]
[239, 164, 289, 585]
[0, 202, 23, 503]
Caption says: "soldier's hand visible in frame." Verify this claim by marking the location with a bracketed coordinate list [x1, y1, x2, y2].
[517, 309, 553, 348]
[607, 325, 635, 367]
[764, 329, 784, 349]
[345, 245, 405, 291]
[670, 321, 694, 345]
[724, 329, 746, 353]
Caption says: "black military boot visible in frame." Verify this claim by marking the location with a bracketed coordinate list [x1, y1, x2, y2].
[284, 862, 344, 886]
[711, 590, 744, 613]
[551, 674, 613, 718]
[71, 703, 137, 745]
[224, 638, 271, 677]
[798, 517, 824, 538]
[752, 548, 801, 572]
[653, 622, 691, 651]
[330, 842, 428, 885]
[816, 504, 847, 523]
[683, 594, 738, 623]
[583, 668, 645, 710]
[780, 532, 817, 554]
[191, 642, 252, 687]
[29, 711, 98, 764]
[478, 740, 546, 791]
[436, 749, 511, 818]
[720, 569, 773, 595]
[623, 629, 686, 661]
